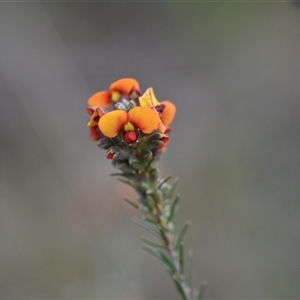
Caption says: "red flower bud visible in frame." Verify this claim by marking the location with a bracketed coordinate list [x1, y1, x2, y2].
[165, 127, 172, 134]
[106, 151, 115, 159]
[123, 131, 138, 143]
[160, 136, 169, 144]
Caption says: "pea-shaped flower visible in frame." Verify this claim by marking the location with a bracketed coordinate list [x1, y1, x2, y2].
[99, 107, 160, 143]
[88, 78, 141, 108]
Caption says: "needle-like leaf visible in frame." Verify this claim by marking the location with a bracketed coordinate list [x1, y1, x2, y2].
[123, 197, 139, 210]
[179, 242, 184, 274]
[159, 229, 170, 247]
[144, 217, 158, 225]
[197, 280, 208, 300]
[141, 236, 164, 249]
[157, 175, 172, 189]
[167, 194, 180, 223]
[173, 276, 188, 300]
[142, 245, 161, 260]
[168, 178, 178, 199]
[186, 250, 193, 288]
[175, 221, 191, 250]
[157, 250, 177, 275]
[132, 217, 159, 236]
[143, 246, 175, 276]
[117, 178, 135, 188]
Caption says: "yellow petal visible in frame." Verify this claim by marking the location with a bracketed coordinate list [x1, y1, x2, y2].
[98, 110, 128, 138]
[138, 90, 151, 108]
[139, 87, 160, 108]
[160, 100, 176, 126]
[128, 107, 159, 134]
[88, 91, 111, 108]
[109, 78, 140, 95]
[148, 87, 161, 106]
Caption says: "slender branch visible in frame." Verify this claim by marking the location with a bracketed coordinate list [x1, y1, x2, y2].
[135, 164, 192, 300]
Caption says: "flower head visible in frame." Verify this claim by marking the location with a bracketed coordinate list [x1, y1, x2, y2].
[86, 78, 176, 158]
[88, 78, 141, 108]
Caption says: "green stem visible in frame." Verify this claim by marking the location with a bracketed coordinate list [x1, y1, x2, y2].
[140, 165, 192, 300]
[156, 214, 191, 299]
[114, 141, 197, 299]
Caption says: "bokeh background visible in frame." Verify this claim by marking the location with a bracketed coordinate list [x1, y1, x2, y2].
[1, 2, 300, 299]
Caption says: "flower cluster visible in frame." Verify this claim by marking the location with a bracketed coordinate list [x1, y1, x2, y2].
[86, 78, 176, 168]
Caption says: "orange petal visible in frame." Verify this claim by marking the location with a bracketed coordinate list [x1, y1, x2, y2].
[88, 91, 111, 108]
[156, 114, 166, 133]
[128, 107, 159, 134]
[109, 78, 140, 95]
[98, 110, 128, 138]
[160, 101, 176, 126]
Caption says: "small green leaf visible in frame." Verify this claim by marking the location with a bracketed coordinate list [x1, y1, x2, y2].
[172, 205, 179, 228]
[115, 163, 133, 173]
[179, 242, 184, 274]
[142, 245, 161, 260]
[148, 140, 164, 150]
[143, 246, 174, 275]
[141, 237, 164, 249]
[175, 221, 191, 250]
[157, 250, 177, 275]
[110, 172, 126, 177]
[113, 149, 130, 160]
[172, 276, 188, 300]
[197, 280, 207, 300]
[110, 173, 137, 181]
[149, 168, 160, 181]
[128, 154, 142, 170]
[138, 204, 149, 214]
[167, 194, 180, 223]
[157, 175, 172, 189]
[141, 149, 153, 163]
[145, 157, 155, 171]
[144, 132, 163, 147]
[168, 178, 178, 199]
[186, 250, 193, 288]
[117, 178, 135, 188]
[98, 138, 113, 149]
[159, 229, 170, 247]
[132, 218, 159, 236]
[123, 197, 139, 210]
[144, 217, 158, 225]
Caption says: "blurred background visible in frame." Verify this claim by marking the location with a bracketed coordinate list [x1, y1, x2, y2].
[1, 2, 300, 299]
